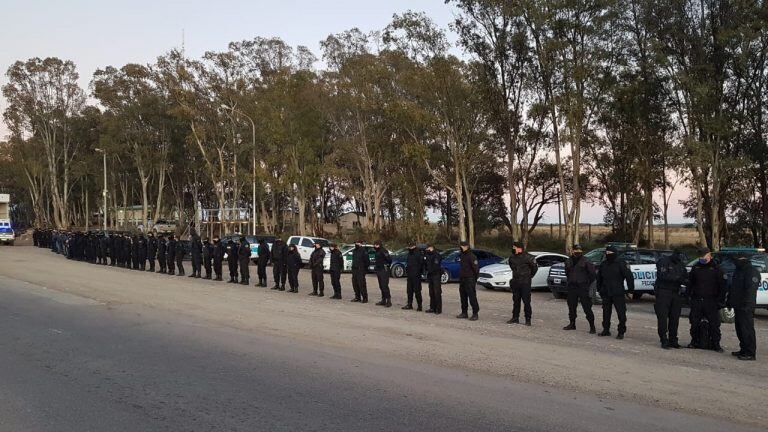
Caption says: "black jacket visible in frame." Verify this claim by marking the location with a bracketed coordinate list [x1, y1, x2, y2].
[166, 239, 176, 260]
[238, 242, 251, 261]
[226, 242, 238, 265]
[729, 261, 761, 308]
[406, 249, 424, 278]
[597, 258, 634, 296]
[687, 260, 726, 300]
[287, 249, 302, 273]
[203, 241, 213, 261]
[508, 252, 538, 282]
[257, 242, 270, 264]
[271, 241, 287, 263]
[147, 237, 158, 259]
[157, 239, 166, 258]
[309, 247, 326, 269]
[351, 246, 371, 272]
[459, 249, 479, 279]
[329, 249, 343, 272]
[373, 248, 391, 272]
[565, 255, 596, 290]
[655, 255, 688, 293]
[191, 234, 202, 258]
[212, 241, 224, 263]
[424, 250, 442, 277]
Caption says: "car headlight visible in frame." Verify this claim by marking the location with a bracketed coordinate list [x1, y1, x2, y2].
[494, 270, 512, 277]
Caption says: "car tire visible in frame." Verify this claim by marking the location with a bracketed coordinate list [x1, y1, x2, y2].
[551, 290, 566, 299]
[720, 308, 735, 324]
[391, 264, 405, 278]
[441, 270, 450, 284]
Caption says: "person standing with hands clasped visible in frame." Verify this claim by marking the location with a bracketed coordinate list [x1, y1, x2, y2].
[507, 241, 538, 326]
[686, 248, 726, 351]
[654, 248, 688, 349]
[597, 246, 634, 339]
[309, 240, 326, 297]
[563, 244, 596, 333]
[730, 254, 760, 361]
[457, 241, 480, 321]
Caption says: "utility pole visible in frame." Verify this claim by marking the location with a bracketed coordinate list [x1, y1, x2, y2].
[222, 104, 257, 234]
[95, 148, 108, 231]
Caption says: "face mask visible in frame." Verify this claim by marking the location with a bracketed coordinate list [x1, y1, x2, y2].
[698, 258, 708, 265]
[606, 254, 616, 262]
[573, 251, 583, 257]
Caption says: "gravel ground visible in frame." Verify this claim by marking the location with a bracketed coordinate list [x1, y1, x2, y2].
[1, 245, 766, 428]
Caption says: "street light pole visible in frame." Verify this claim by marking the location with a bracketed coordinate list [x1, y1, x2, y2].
[222, 105, 257, 234]
[95, 148, 108, 231]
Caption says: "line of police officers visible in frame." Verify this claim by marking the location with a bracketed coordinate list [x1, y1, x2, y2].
[34, 229, 758, 360]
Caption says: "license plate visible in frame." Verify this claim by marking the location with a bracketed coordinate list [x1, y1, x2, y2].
[553, 278, 562, 284]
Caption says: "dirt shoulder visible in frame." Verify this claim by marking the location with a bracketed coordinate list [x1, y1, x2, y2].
[1, 246, 765, 427]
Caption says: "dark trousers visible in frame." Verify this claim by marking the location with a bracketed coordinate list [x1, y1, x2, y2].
[311, 267, 324, 293]
[406, 275, 423, 307]
[602, 294, 627, 334]
[138, 255, 146, 270]
[288, 269, 299, 290]
[257, 260, 268, 282]
[228, 261, 238, 279]
[655, 289, 683, 344]
[213, 259, 223, 279]
[167, 256, 175, 275]
[176, 257, 184, 275]
[158, 255, 167, 272]
[273, 262, 287, 287]
[148, 257, 156, 272]
[376, 269, 390, 300]
[459, 277, 479, 315]
[567, 286, 594, 325]
[688, 297, 721, 347]
[192, 255, 202, 276]
[734, 306, 756, 357]
[204, 258, 212, 278]
[511, 280, 532, 321]
[239, 259, 250, 282]
[352, 270, 367, 300]
[428, 274, 442, 313]
[330, 270, 341, 297]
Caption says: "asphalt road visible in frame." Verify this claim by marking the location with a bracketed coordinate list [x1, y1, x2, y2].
[0, 274, 761, 432]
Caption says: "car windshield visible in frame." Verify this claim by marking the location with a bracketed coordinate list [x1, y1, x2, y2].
[713, 253, 768, 273]
[441, 249, 460, 260]
[584, 249, 604, 264]
[340, 244, 355, 254]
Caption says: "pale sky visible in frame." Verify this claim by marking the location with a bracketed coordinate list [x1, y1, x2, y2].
[0, 0, 692, 224]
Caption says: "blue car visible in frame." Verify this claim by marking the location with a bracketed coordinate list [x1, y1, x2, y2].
[437, 248, 502, 284]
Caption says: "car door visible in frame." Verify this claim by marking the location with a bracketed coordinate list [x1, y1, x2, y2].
[299, 237, 315, 262]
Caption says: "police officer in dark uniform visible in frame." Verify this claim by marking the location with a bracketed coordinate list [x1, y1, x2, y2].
[730, 254, 760, 361]
[457, 241, 480, 321]
[424, 244, 442, 314]
[286, 244, 302, 293]
[166, 234, 176, 275]
[403, 243, 424, 311]
[202, 237, 213, 279]
[687, 248, 726, 351]
[597, 246, 634, 339]
[137, 234, 147, 270]
[351, 241, 370, 303]
[226, 239, 239, 283]
[329, 243, 343, 299]
[508, 241, 538, 326]
[563, 244, 596, 333]
[147, 232, 158, 272]
[109, 233, 118, 266]
[124, 234, 133, 269]
[238, 237, 251, 285]
[373, 240, 391, 307]
[271, 239, 287, 291]
[190, 229, 203, 278]
[131, 234, 140, 270]
[175, 237, 186, 276]
[157, 235, 167, 273]
[654, 248, 688, 349]
[99, 233, 109, 265]
[256, 239, 271, 287]
[212, 236, 224, 281]
[309, 241, 326, 296]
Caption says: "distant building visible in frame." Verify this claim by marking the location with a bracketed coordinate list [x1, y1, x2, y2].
[337, 211, 369, 231]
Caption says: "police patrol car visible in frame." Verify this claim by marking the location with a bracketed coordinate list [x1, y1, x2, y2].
[547, 244, 667, 300]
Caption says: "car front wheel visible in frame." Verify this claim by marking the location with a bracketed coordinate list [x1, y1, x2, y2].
[391, 264, 405, 278]
[441, 270, 450, 284]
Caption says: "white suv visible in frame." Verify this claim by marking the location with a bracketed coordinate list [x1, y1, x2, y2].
[287, 235, 330, 263]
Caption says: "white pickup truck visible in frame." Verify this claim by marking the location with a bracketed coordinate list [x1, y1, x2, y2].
[0, 194, 13, 245]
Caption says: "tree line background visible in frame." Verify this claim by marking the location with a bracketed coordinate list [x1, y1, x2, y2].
[1, 0, 766, 253]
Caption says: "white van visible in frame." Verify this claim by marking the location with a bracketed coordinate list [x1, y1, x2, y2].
[287, 236, 330, 263]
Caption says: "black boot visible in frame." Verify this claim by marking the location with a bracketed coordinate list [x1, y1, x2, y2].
[563, 323, 576, 330]
[402, 304, 413, 310]
[416, 304, 422, 312]
[598, 330, 611, 337]
[588, 321, 596, 334]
